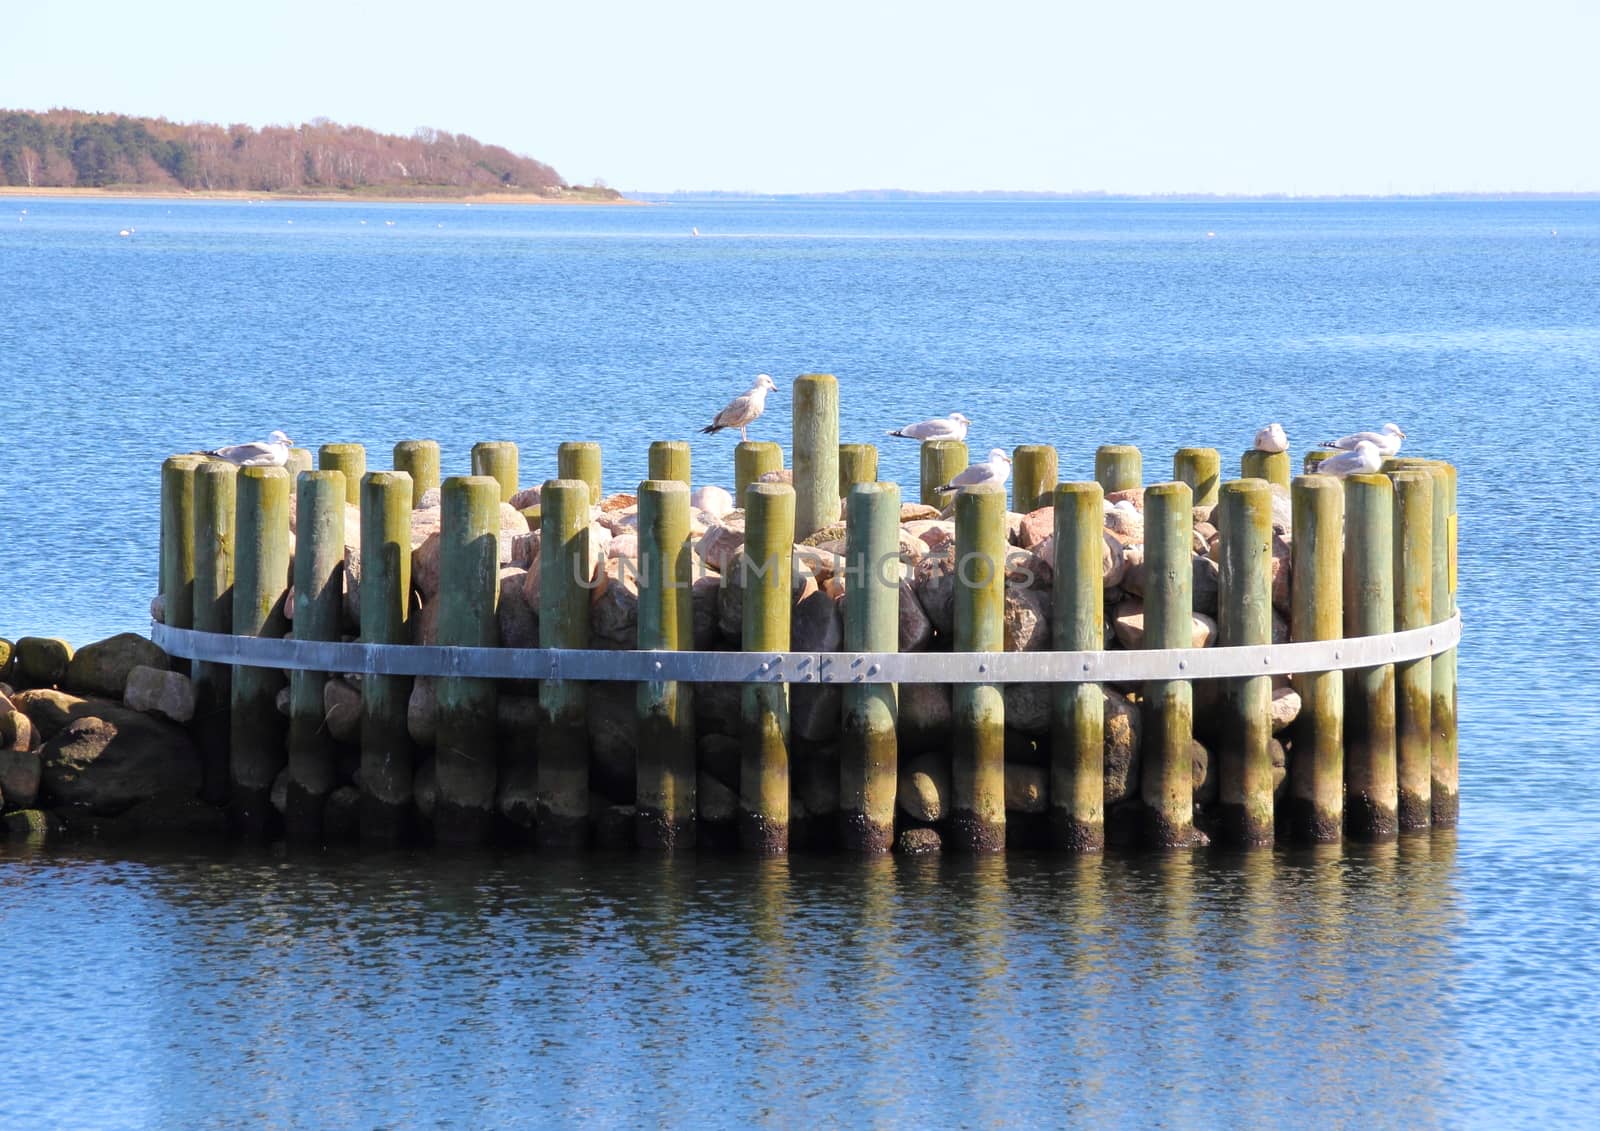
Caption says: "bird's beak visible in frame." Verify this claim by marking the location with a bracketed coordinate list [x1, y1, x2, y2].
[1397, 428, 1407, 438]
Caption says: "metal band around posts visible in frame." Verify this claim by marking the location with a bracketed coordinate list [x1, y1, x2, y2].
[151, 612, 1461, 685]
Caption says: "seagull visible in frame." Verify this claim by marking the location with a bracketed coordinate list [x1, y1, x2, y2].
[1319, 422, 1405, 457]
[887, 412, 971, 441]
[207, 430, 295, 467]
[1313, 440, 1383, 478]
[936, 447, 1012, 493]
[1253, 423, 1289, 453]
[700, 374, 778, 442]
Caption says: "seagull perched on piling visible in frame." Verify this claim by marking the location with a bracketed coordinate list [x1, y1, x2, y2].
[1319, 422, 1405, 457]
[207, 430, 295, 467]
[700, 374, 777, 442]
[1314, 440, 1384, 478]
[1254, 423, 1289, 453]
[887, 412, 971, 441]
[936, 447, 1012, 493]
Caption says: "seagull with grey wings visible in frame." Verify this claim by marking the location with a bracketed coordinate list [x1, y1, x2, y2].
[1319, 422, 1405, 457]
[936, 447, 1012, 493]
[700, 374, 777, 442]
[207, 430, 294, 467]
[1315, 440, 1384, 478]
[886, 412, 971, 441]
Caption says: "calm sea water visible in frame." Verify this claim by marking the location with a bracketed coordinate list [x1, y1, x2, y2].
[3, 197, 1599, 1126]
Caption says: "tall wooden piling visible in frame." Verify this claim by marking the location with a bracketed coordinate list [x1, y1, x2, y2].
[740, 483, 794, 854]
[1094, 444, 1142, 493]
[1141, 481, 1196, 847]
[192, 461, 237, 804]
[1050, 481, 1105, 851]
[1343, 473, 1398, 839]
[1303, 450, 1335, 473]
[840, 481, 899, 852]
[636, 479, 696, 849]
[648, 440, 691, 486]
[735, 441, 782, 499]
[792, 373, 841, 539]
[1216, 478, 1274, 845]
[161, 455, 205, 650]
[538, 479, 593, 847]
[359, 470, 414, 843]
[951, 481, 1006, 852]
[557, 442, 602, 507]
[286, 448, 314, 480]
[1241, 449, 1291, 489]
[1290, 475, 1344, 841]
[1174, 447, 1221, 507]
[318, 443, 365, 505]
[1012, 445, 1058, 514]
[1391, 469, 1434, 830]
[230, 465, 291, 835]
[393, 440, 440, 505]
[1430, 462, 1458, 826]
[920, 439, 968, 511]
[838, 443, 878, 498]
[471, 441, 519, 503]
[286, 470, 346, 842]
[434, 475, 501, 845]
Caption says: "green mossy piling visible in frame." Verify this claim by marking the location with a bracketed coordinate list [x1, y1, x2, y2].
[1241, 449, 1291, 489]
[161, 455, 205, 651]
[920, 439, 968, 511]
[393, 440, 440, 505]
[471, 441, 519, 503]
[951, 482, 1006, 852]
[1216, 478, 1274, 846]
[840, 481, 899, 853]
[1289, 474, 1344, 842]
[838, 443, 878, 498]
[1303, 450, 1335, 473]
[792, 373, 841, 539]
[286, 470, 346, 842]
[1174, 447, 1221, 507]
[1011, 445, 1058, 514]
[1431, 463, 1459, 826]
[286, 448, 314, 480]
[1391, 468, 1434, 830]
[230, 465, 291, 836]
[1141, 481, 1196, 848]
[557, 442, 603, 507]
[192, 461, 236, 804]
[1343, 472, 1398, 840]
[740, 483, 794, 855]
[537, 479, 593, 848]
[1050, 481, 1105, 852]
[318, 443, 365, 506]
[735, 441, 783, 499]
[648, 440, 691, 486]
[359, 471, 415, 843]
[1094, 445, 1142, 493]
[636, 479, 696, 849]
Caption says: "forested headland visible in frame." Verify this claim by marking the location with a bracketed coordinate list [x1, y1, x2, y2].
[0, 109, 620, 199]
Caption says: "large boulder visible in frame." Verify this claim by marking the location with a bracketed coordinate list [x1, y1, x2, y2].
[898, 752, 949, 822]
[0, 748, 41, 808]
[0, 638, 12, 683]
[792, 590, 842, 653]
[691, 485, 734, 520]
[122, 666, 197, 724]
[39, 702, 202, 813]
[588, 682, 638, 803]
[498, 566, 539, 649]
[1271, 686, 1302, 733]
[898, 580, 933, 652]
[1003, 682, 1051, 737]
[590, 561, 640, 649]
[697, 770, 738, 823]
[899, 682, 952, 751]
[1003, 585, 1051, 652]
[1112, 601, 1216, 650]
[407, 677, 438, 747]
[14, 637, 74, 690]
[11, 688, 95, 741]
[323, 678, 362, 743]
[1103, 688, 1141, 804]
[912, 553, 956, 638]
[1005, 763, 1047, 814]
[1017, 506, 1054, 550]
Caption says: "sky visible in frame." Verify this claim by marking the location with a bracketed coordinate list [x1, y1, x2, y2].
[4, 0, 1596, 195]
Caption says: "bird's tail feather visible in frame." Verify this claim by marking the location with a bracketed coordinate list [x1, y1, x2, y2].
[886, 428, 906, 437]
[699, 425, 721, 435]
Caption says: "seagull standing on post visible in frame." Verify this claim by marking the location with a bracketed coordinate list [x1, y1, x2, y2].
[207, 430, 295, 467]
[700, 374, 777, 442]
[887, 412, 971, 441]
[936, 447, 1012, 493]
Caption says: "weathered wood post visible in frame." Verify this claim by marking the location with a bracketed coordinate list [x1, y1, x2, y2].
[192, 461, 236, 804]
[1050, 481, 1104, 851]
[840, 481, 899, 852]
[1095, 444, 1142, 493]
[920, 439, 968, 510]
[951, 481, 1006, 852]
[1216, 477, 1274, 845]
[359, 470, 414, 842]
[636, 479, 696, 849]
[793, 373, 840, 539]
[1290, 474, 1344, 841]
[286, 469, 345, 842]
[735, 441, 782, 498]
[1344, 472, 1397, 839]
[1241, 449, 1291, 489]
[1303, 450, 1335, 473]
[161, 454, 205, 661]
[1141, 481, 1196, 847]
[318, 443, 365, 505]
[741, 482, 794, 854]
[471, 441, 519, 503]
[393, 440, 440, 505]
[557, 441, 602, 506]
[838, 443, 878, 498]
[1391, 468, 1434, 830]
[1174, 447, 1221, 507]
[230, 465, 291, 835]
[286, 448, 314, 480]
[648, 440, 691, 486]
[538, 479, 593, 847]
[1012, 445, 1058, 514]
[1431, 462, 1459, 826]
[434, 475, 501, 845]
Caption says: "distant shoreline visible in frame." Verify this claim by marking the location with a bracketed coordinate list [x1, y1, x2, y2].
[633, 189, 1600, 204]
[0, 185, 644, 206]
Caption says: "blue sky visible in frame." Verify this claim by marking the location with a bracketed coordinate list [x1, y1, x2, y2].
[4, 0, 1595, 194]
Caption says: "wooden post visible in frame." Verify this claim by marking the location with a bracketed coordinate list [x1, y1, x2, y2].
[192, 461, 237, 805]
[558, 441, 602, 507]
[838, 443, 878, 498]
[1241, 449, 1290, 489]
[435, 475, 500, 845]
[636, 479, 696, 849]
[1141, 481, 1195, 848]
[1012, 444, 1058, 514]
[538, 479, 593, 847]
[230, 465, 291, 836]
[360, 470, 415, 843]
[1290, 474, 1344, 841]
[1390, 467, 1434, 830]
[161, 455, 205, 653]
[792, 372, 841, 539]
[1431, 462, 1458, 826]
[735, 440, 782, 499]
[471, 441, 519, 503]
[1216, 478, 1274, 845]
[393, 440, 440, 505]
[951, 481, 1006, 852]
[920, 439, 968, 510]
[286, 448, 313, 480]
[648, 440, 691, 486]
[1174, 447, 1221, 507]
[840, 481, 899, 852]
[1050, 481, 1104, 851]
[318, 443, 365, 505]
[1303, 450, 1335, 473]
[1344, 473, 1398, 839]
[1095, 444, 1142, 493]
[286, 469, 345, 842]
[740, 483, 794, 854]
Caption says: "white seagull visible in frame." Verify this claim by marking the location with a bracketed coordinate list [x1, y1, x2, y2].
[1253, 423, 1289, 453]
[207, 430, 295, 467]
[700, 374, 778, 442]
[1314, 440, 1383, 478]
[1319, 422, 1405, 457]
[887, 412, 971, 441]
[936, 447, 1012, 493]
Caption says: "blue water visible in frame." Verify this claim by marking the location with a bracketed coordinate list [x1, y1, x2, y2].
[3, 197, 1600, 1125]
